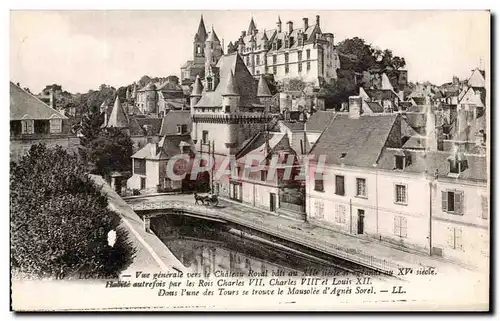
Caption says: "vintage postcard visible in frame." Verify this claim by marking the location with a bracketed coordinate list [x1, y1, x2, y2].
[10, 10, 490, 311]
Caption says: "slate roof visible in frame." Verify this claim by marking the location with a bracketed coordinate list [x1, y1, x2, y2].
[309, 114, 399, 167]
[132, 134, 193, 160]
[106, 96, 129, 128]
[194, 15, 207, 42]
[411, 96, 426, 106]
[305, 110, 336, 132]
[158, 110, 192, 136]
[366, 102, 384, 113]
[129, 117, 163, 136]
[257, 74, 272, 97]
[195, 52, 259, 107]
[377, 148, 487, 182]
[449, 114, 486, 141]
[157, 80, 183, 92]
[364, 89, 399, 101]
[10, 82, 67, 121]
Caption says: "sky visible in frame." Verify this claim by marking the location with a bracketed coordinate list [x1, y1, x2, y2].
[10, 10, 490, 94]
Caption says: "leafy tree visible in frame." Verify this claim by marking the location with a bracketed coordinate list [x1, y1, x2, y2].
[167, 75, 180, 85]
[10, 144, 135, 278]
[87, 128, 134, 176]
[286, 78, 307, 92]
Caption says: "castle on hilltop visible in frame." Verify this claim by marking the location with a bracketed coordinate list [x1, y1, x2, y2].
[181, 15, 341, 88]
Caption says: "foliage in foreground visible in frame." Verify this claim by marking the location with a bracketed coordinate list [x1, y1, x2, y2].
[10, 144, 136, 278]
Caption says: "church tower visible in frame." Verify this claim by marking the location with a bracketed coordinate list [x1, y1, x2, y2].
[205, 26, 223, 91]
[193, 15, 207, 64]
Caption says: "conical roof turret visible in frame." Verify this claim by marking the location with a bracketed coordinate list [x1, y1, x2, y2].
[207, 25, 220, 42]
[222, 70, 239, 96]
[106, 95, 129, 128]
[194, 15, 207, 42]
[257, 74, 272, 97]
[247, 17, 257, 35]
[191, 75, 203, 96]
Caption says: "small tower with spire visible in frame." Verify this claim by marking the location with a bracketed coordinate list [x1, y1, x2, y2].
[277, 16, 282, 33]
[257, 74, 273, 112]
[190, 75, 203, 113]
[221, 70, 240, 114]
[106, 95, 130, 134]
[194, 15, 208, 60]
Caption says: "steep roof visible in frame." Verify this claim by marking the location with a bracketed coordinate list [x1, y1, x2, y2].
[222, 70, 240, 96]
[157, 80, 183, 92]
[106, 96, 129, 128]
[366, 102, 384, 113]
[309, 114, 399, 167]
[257, 74, 272, 97]
[191, 75, 203, 96]
[377, 148, 487, 182]
[364, 89, 399, 101]
[247, 18, 257, 35]
[10, 82, 67, 121]
[129, 117, 163, 136]
[207, 26, 220, 43]
[236, 132, 292, 166]
[195, 52, 259, 107]
[158, 110, 192, 136]
[467, 68, 486, 88]
[305, 110, 336, 132]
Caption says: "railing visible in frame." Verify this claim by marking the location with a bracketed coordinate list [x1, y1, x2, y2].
[130, 199, 402, 274]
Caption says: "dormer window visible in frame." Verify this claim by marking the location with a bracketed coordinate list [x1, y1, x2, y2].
[448, 151, 468, 175]
[176, 124, 187, 135]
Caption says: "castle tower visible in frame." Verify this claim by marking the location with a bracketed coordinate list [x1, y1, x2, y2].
[257, 74, 273, 112]
[131, 83, 137, 100]
[247, 17, 257, 35]
[106, 95, 129, 131]
[193, 15, 208, 62]
[144, 82, 158, 115]
[222, 70, 240, 114]
[205, 26, 223, 75]
[190, 75, 203, 112]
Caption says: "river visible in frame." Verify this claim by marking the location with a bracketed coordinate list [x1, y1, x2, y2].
[151, 214, 357, 275]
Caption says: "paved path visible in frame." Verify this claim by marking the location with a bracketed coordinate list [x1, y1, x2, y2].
[124, 193, 485, 278]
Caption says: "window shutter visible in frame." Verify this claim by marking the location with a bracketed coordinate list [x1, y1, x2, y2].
[393, 216, 399, 235]
[454, 191, 463, 215]
[441, 191, 448, 212]
[446, 227, 454, 248]
[401, 217, 408, 237]
[481, 195, 488, 219]
[456, 228, 463, 250]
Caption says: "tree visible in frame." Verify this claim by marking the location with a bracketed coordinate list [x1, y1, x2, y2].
[262, 74, 279, 95]
[10, 144, 135, 278]
[78, 108, 105, 165]
[287, 78, 306, 92]
[87, 128, 134, 176]
[167, 75, 180, 85]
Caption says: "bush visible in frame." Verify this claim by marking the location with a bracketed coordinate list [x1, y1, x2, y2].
[10, 144, 136, 278]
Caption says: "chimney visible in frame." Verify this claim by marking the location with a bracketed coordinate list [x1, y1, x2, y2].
[426, 108, 438, 151]
[150, 141, 158, 156]
[348, 96, 362, 119]
[316, 15, 320, 27]
[303, 17, 309, 30]
[287, 21, 293, 34]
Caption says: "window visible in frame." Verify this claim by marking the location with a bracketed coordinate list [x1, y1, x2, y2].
[261, 171, 267, 182]
[182, 146, 190, 154]
[182, 124, 188, 133]
[202, 130, 208, 144]
[298, 51, 302, 61]
[298, 63, 302, 72]
[176, 125, 183, 134]
[314, 172, 324, 192]
[335, 175, 345, 196]
[335, 204, 346, 224]
[306, 49, 311, 60]
[256, 55, 260, 65]
[449, 159, 468, 174]
[314, 200, 324, 219]
[140, 177, 146, 190]
[207, 77, 213, 91]
[447, 227, 463, 250]
[356, 178, 367, 197]
[395, 184, 407, 204]
[307, 61, 311, 71]
[442, 190, 463, 215]
[224, 105, 230, 113]
[284, 39, 289, 48]
[50, 119, 62, 133]
[395, 156, 405, 169]
[265, 66, 268, 74]
[134, 159, 146, 175]
[285, 65, 289, 74]
[273, 65, 277, 75]
[481, 195, 488, 220]
[393, 216, 408, 238]
[21, 120, 34, 134]
[246, 56, 250, 65]
[273, 55, 277, 65]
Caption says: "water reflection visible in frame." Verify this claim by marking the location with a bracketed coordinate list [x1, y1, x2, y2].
[152, 215, 338, 274]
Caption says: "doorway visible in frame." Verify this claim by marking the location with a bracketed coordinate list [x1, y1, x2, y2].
[270, 193, 276, 212]
[357, 209, 365, 234]
[140, 177, 146, 190]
